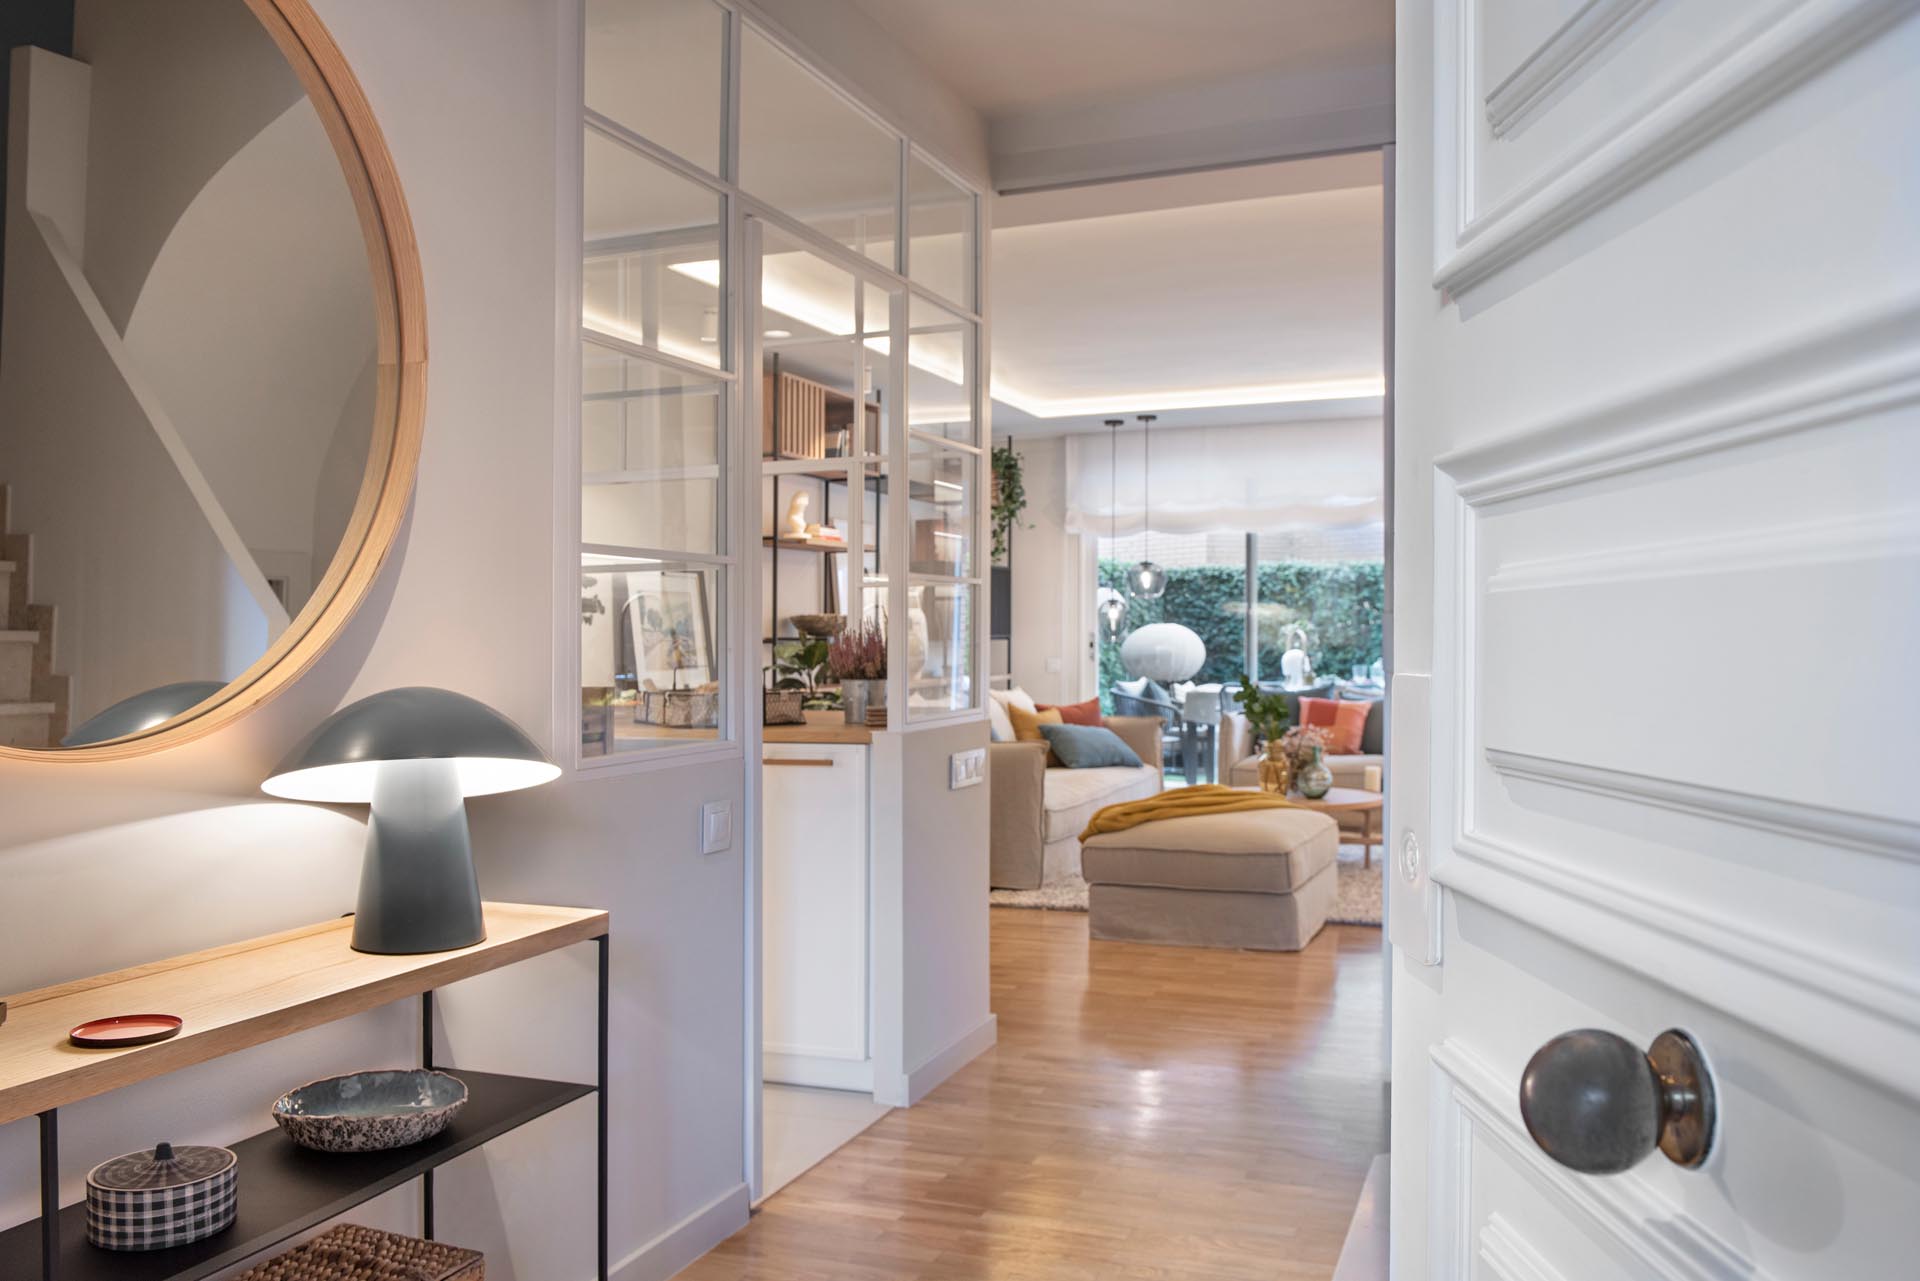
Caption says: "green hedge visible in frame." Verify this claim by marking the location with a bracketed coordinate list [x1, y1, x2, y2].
[1097, 559, 1384, 703]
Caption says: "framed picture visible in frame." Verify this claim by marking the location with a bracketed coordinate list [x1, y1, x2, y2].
[622, 570, 715, 690]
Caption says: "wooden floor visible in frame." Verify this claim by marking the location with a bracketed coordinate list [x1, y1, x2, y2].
[685, 912, 1387, 1281]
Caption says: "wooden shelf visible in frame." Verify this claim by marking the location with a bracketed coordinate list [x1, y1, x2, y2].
[762, 537, 850, 555]
[0, 1070, 591, 1281]
[0, 903, 608, 1126]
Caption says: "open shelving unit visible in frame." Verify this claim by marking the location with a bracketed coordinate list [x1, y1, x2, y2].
[0, 903, 610, 1281]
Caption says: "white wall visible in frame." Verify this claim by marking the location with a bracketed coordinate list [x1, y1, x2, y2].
[868, 717, 994, 1107]
[0, 6, 748, 1281]
[1002, 434, 1087, 706]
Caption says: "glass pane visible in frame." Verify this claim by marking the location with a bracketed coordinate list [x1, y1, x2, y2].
[739, 25, 900, 267]
[581, 556, 723, 754]
[584, 0, 725, 175]
[908, 295, 974, 444]
[583, 341, 721, 554]
[583, 127, 724, 368]
[907, 583, 975, 718]
[907, 151, 973, 308]
[908, 440, 973, 576]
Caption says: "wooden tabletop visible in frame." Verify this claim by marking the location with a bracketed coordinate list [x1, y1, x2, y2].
[0, 902, 608, 1126]
[763, 709, 872, 745]
[1280, 787, 1383, 812]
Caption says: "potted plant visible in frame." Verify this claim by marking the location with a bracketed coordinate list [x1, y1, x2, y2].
[990, 444, 1028, 563]
[827, 620, 888, 727]
[765, 636, 836, 724]
[1236, 676, 1295, 794]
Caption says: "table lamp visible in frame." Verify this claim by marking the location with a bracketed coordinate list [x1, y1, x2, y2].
[262, 686, 559, 954]
[63, 680, 228, 746]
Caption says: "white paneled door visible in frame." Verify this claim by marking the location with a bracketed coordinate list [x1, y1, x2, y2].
[1392, 2, 1919, 1279]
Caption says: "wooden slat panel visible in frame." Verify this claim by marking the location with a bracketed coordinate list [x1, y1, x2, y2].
[0, 902, 607, 1124]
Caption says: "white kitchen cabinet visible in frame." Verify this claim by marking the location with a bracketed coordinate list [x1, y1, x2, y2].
[761, 741, 871, 1091]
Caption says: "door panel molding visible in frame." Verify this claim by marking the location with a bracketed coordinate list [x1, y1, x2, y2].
[1431, 1039, 1771, 1281]
[1428, 302, 1920, 1104]
[1485, 749, 1920, 863]
[1433, 0, 1919, 295]
[1440, 299, 1920, 503]
[1483, 0, 1656, 139]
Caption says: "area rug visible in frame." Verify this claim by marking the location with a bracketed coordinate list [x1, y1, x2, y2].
[990, 843, 1383, 927]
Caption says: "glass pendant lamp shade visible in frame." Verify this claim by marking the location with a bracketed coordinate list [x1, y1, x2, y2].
[1127, 559, 1166, 600]
[1097, 592, 1130, 642]
[1128, 414, 1165, 600]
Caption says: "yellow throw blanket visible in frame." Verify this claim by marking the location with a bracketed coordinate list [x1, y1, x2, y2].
[1080, 784, 1295, 841]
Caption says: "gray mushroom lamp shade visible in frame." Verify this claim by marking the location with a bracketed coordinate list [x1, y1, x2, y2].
[262, 687, 559, 956]
[62, 680, 229, 747]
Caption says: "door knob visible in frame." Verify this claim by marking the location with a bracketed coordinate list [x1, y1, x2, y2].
[1518, 1028, 1714, 1174]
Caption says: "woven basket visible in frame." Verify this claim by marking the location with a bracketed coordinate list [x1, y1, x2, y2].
[635, 688, 718, 729]
[234, 1224, 482, 1281]
[763, 689, 806, 725]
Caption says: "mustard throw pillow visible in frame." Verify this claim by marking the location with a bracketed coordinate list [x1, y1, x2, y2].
[1009, 704, 1063, 743]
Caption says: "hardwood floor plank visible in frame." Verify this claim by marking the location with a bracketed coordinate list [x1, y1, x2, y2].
[684, 912, 1386, 1280]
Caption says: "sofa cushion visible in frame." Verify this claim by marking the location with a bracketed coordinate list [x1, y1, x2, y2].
[1301, 696, 1369, 755]
[1081, 809, 1339, 894]
[1010, 703, 1062, 743]
[1039, 723, 1141, 769]
[1040, 764, 1160, 844]
[1038, 697, 1103, 726]
[986, 696, 1015, 742]
[1341, 694, 1385, 754]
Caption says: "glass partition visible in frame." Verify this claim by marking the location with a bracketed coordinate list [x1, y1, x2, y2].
[907, 150, 975, 309]
[738, 25, 899, 268]
[584, 0, 726, 176]
[583, 127, 725, 369]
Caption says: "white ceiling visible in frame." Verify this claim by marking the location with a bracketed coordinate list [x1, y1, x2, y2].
[987, 152, 1384, 437]
[846, 0, 1393, 120]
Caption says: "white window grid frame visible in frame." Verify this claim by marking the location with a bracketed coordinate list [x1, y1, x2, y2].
[560, 0, 990, 775]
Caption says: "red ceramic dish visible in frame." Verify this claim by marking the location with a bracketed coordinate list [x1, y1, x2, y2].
[68, 1014, 183, 1048]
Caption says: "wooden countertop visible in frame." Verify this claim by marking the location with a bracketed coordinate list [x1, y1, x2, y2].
[763, 709, 872, 745]
[0, 902, 608, 1125]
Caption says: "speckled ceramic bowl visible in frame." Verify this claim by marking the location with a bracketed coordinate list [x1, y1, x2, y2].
[271, 1069, 468, 1153]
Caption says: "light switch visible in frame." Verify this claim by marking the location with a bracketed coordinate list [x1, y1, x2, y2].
[950, 748, 985, 790]
[1044, 656, 1062, 673]
[700, 800, 732, 854]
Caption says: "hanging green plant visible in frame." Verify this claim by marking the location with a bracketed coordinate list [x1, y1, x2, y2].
[990, 444, 1029, 563]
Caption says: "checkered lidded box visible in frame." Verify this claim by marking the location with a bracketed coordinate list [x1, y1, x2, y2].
[85, 1141, 237, 1251]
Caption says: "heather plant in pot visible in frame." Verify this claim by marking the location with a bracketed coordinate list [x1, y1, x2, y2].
[827, 620, 888, 726]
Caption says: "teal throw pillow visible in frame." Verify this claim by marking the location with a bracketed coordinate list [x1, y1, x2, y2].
[1038, 723, 1143, 769]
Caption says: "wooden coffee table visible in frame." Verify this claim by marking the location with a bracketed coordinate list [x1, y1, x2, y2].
[1282, 787, 1383, 866]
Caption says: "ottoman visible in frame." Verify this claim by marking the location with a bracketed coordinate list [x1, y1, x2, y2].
[1080, 808, 1340, 951]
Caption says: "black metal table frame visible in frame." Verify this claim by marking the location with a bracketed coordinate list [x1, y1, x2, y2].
[33, 932, 610, 1281]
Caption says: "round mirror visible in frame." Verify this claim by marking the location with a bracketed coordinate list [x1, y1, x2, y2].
[0, 0, 422, 758]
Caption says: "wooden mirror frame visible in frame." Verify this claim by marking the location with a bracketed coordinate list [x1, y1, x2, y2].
[2, 0, 425, 763]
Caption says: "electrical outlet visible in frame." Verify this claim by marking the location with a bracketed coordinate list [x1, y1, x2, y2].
[700, 800, 732, 854]
[950, 748, 985, 790]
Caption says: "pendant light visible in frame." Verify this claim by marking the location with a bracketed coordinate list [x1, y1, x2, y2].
[1127, 414, 1166, 600]
[1096, 419, 1130, 642]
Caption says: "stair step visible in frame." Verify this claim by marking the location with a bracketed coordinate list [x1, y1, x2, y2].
[0, 629, 39, 643]
[0, 701, 54, 715]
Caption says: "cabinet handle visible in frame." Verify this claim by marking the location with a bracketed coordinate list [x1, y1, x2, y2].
[764, 757, 834, 767]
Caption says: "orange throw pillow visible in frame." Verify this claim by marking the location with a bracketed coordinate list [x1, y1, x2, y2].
[1300, 697, 1369, 755]
[1038, 698, 1103, 726]
[1009, 704, 1064, 743]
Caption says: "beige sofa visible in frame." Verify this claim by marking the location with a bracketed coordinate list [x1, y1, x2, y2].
[989, 715, 1163, 890]
[1218, 710, 1381, 842]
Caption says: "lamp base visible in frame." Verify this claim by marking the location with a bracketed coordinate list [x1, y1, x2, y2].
[352, 759, 487, 955]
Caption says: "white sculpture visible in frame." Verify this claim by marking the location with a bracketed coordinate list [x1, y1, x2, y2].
[1279, 624, 1314, 688]
[1120, 623, 1206, 683]
[783, 491, 810, 539]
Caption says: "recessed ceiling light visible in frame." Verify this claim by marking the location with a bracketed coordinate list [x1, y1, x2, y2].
[763, 328, 792, 339]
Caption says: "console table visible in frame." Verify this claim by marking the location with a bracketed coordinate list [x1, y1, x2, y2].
[0, 902, 610, 1281]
